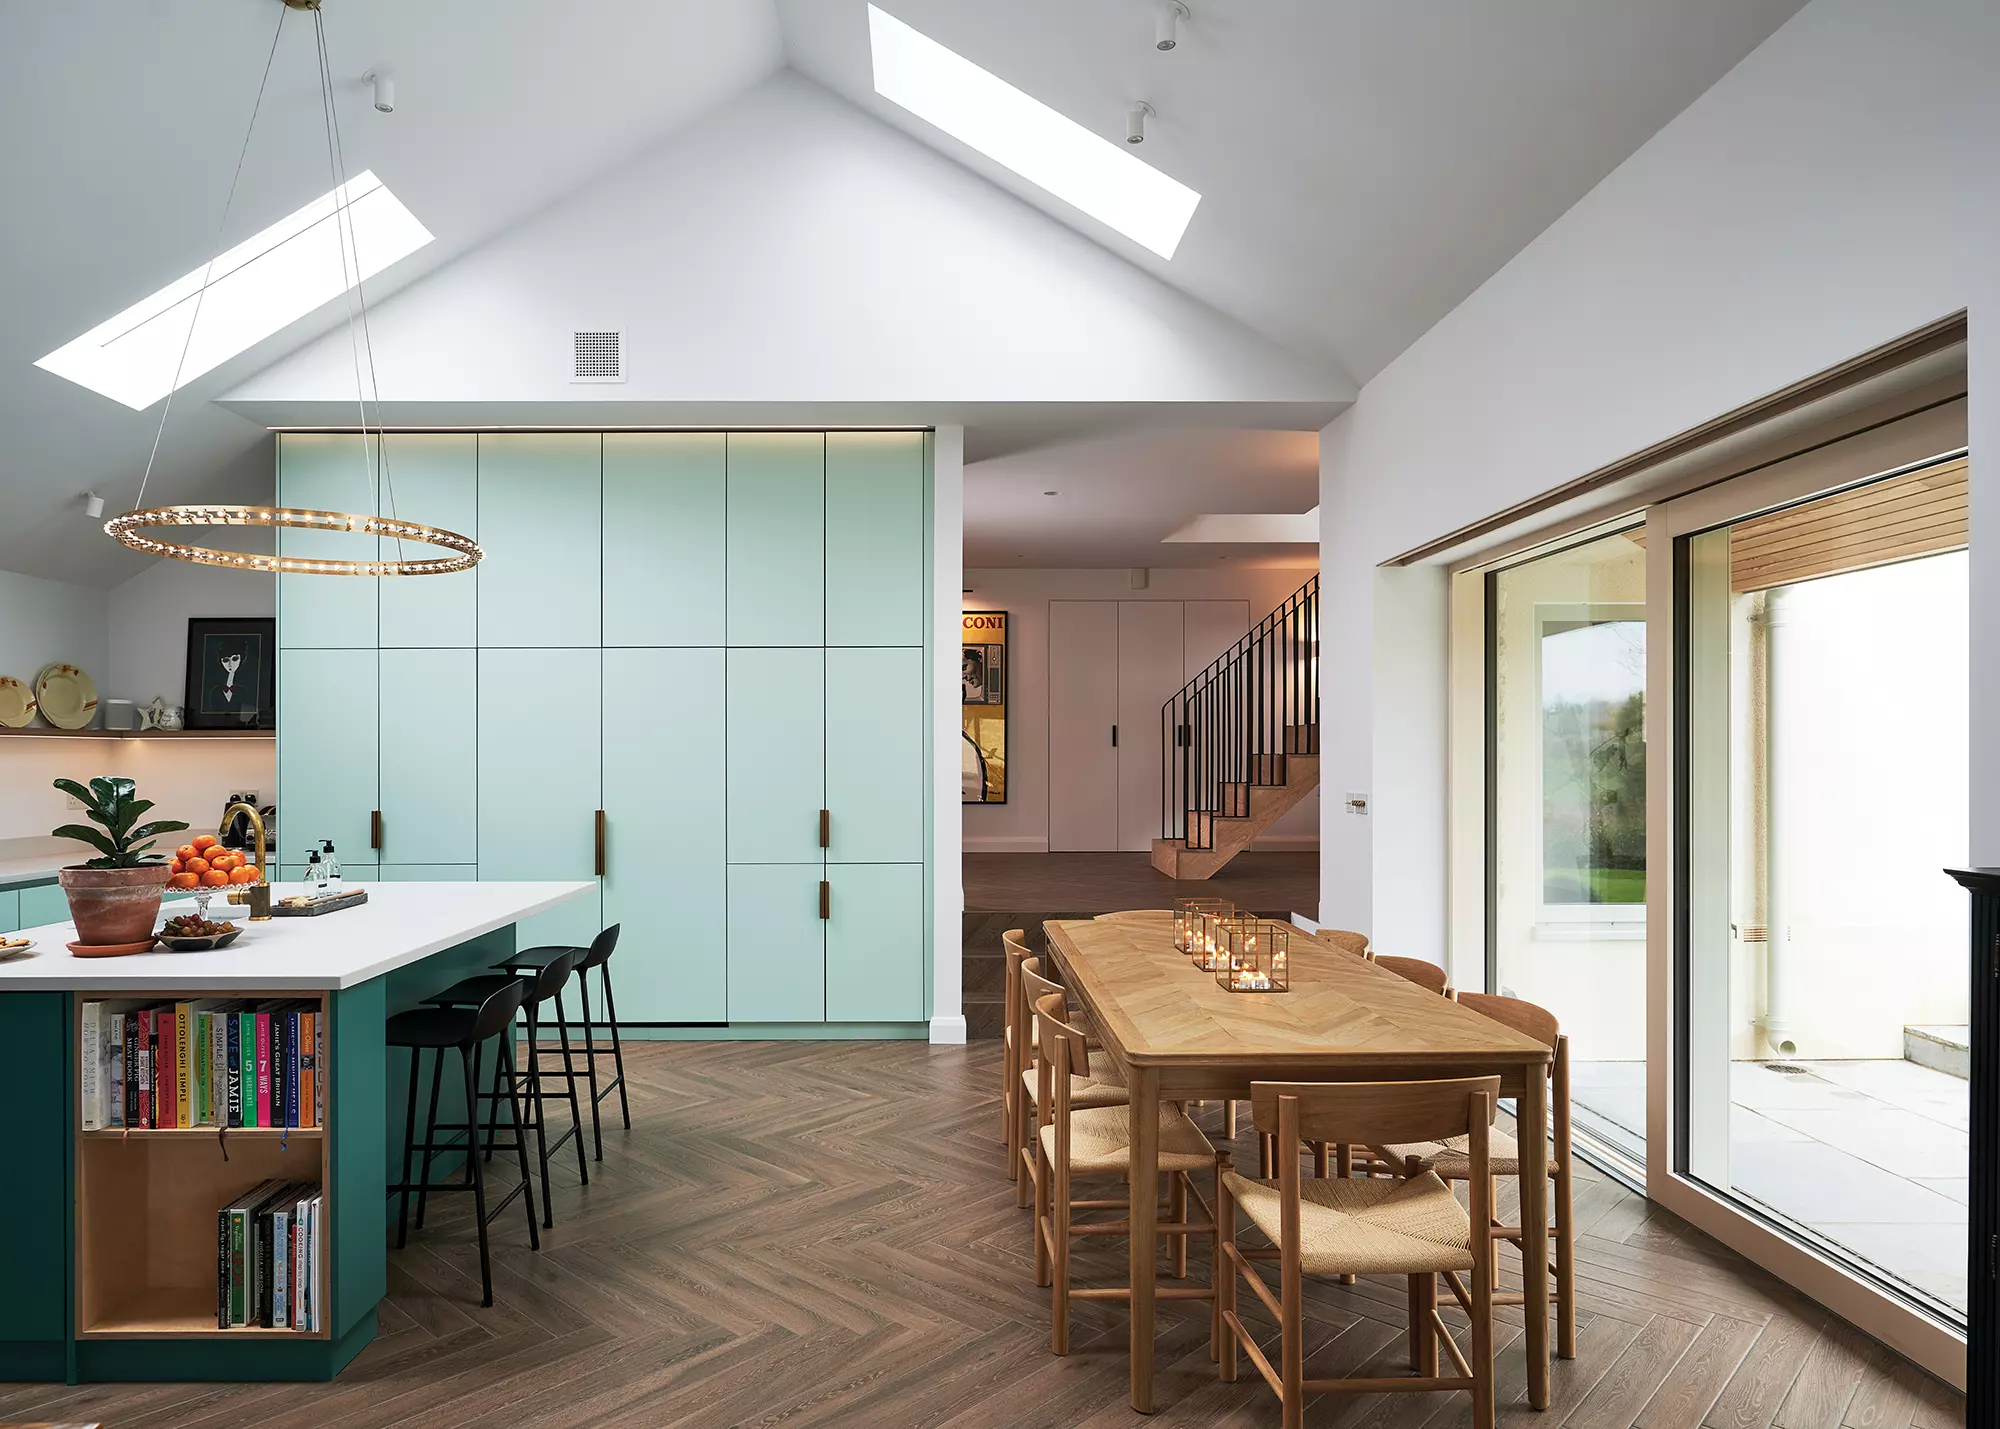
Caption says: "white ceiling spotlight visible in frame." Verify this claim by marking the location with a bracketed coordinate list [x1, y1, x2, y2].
[81, 492, 105, 519]
[1155, 2, 1189, 52]
[866, 4, 1200, 259]
[366, 69, 395, 114]
[1126, 101, 1153, 146]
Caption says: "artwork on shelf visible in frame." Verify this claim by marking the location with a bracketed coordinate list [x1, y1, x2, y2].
[183, 617, 277, 730]
[962, 610, 1007, 804]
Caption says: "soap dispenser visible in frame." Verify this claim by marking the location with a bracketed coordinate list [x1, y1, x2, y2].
[305, 847, 325, 893]
[321, 840, 342, 891]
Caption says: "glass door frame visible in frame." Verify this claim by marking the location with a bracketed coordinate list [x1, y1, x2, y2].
[1646, 399, 1971, 1388]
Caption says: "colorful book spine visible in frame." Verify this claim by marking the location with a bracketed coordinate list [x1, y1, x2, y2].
[273, 1202, 291, 1329]
[136, 1009, 153, 1129]
[212, 1010, 228, 1126]
[175, 1001, 192, 1128]
[313, 1011, 324, 1127]
[108, 1013, 125, 1129]
[156, 1007, 177, 1131]
[123, 1014, 140, 1127]
[227, 1012, 243, 1127]
[255, 1013, 272, 1128]
[299, 1011, 317, 1129]
[285, 1011, 301, 1128]
[192, 1011, 209, 1126]
[273, 1011, 289, 1129]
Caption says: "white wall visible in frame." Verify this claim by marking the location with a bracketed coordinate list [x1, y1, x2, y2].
[961, 565, 1320, 853]
[1318, 0, 2000, 954]
[0, 570, 108, 705]
[108, 558, 275, 709]
[931, 428, 966, 1044]
[226, 72, 1343, 414]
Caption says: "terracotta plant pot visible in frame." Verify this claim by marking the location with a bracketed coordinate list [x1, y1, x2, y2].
[59, 863, 172, 948]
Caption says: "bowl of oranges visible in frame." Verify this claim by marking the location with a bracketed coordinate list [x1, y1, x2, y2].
[168, 834, 262, 891]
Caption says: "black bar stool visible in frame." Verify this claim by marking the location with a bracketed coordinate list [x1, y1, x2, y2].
[495, 924, 627, 1161]
[427, 947, 589, 1228]
[387, 976, 538, 1307]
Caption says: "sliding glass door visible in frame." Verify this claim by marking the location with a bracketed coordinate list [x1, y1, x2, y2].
[1488, 528, 1648, 1167]
[1676, 452, 1970, 1320]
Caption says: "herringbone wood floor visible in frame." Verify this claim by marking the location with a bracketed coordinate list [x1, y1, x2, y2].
[1, 1041, 1966, 1429]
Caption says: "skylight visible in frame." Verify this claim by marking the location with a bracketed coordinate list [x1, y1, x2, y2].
[867, 5, 1200, 260]
[36, 171, 432, 410]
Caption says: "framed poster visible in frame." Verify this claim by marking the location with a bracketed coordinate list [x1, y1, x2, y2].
[182, 617, 277, 730]
[962, 609, 1007, 804]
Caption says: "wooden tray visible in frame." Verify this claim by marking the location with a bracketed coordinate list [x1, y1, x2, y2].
[271, 889, 369, 918]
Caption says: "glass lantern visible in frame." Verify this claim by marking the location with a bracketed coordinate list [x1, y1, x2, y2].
[1173, 897, 1233, 954]
[1190, 910, 1246, 972]
[1217, 920, 1290, 993]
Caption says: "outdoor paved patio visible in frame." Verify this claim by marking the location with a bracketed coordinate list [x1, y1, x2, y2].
[1571, 1057, 1967, 1314]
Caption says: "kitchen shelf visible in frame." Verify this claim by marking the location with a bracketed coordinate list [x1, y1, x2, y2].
[81, 1286, 317, 1340]
[82, 1126, 322, 1140]
[0, 728, 273, 740]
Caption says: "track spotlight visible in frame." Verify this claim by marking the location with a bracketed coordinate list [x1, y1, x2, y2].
[1127, 101, 1153, 145]
[82, 492, 105, 519]
[366, 70, 394, 113]
[1156, 2, 1188, 51]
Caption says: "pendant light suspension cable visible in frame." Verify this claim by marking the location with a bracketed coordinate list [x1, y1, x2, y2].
[131, 3, 288, 515]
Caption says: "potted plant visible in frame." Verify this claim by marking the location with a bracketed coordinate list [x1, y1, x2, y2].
[53, 777, 189, 950]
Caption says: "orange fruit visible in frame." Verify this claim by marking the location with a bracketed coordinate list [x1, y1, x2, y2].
[170, 872, 200, 889]
[202, 869, 230, 887]
[193, 835, 218, 852]
[212, 852, 238, 872]
[240, 864, 261, 883]
[169, 858, 183, 875]
[184, 857, 209, 876]
[176, 844, 198, 862]
[230, 865, 258, 884]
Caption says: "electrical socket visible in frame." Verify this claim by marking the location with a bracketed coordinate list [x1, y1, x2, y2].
[65, 792, 84, 811]
[228, 790, 260, 806]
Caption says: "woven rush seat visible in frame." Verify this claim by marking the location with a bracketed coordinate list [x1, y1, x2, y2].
[1023, 1061, 1129, 1111]
[1040, 1101, 1214, 1176]
[1223, 1168, 1474, 1276]
[1378, 1126, 1556, 1180]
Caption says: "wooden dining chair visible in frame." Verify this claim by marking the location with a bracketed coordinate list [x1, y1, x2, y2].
[1031, 991, 1220, 1354]
[1001, 929, 1035, 1178]
[1015, 959, 1127, 1207]
[1315, 927, 1372, 957]
[1374, 954, 1450, 996]
[1218, 1077, 1500, 1429]
[1371, 992, 1576, 1359]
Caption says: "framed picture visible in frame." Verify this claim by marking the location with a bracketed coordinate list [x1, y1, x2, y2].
[961, 610, 1007, 803]
[182, 617, 277, 730]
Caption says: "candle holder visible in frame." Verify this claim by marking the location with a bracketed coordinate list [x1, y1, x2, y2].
[1190, 910, 1247, 972]
[1173, 897, 1234, 954]
[1217, 920, 1290, 993]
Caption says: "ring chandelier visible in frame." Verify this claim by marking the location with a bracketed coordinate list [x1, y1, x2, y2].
[108, 0, 480, 578]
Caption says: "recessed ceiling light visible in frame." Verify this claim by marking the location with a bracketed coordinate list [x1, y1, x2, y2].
[36, 170, 432, 410]
[1043, 490, 1059, 496]
[867, 5, 1201, 259]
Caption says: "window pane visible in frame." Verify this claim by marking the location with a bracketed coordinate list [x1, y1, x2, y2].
[1491, 528, 1647, 1167]
[1681, 456, 1969, 1321]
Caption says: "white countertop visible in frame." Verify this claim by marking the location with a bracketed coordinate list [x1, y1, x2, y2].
[0, 880, 594, 990]
[0, 838, 72, 887]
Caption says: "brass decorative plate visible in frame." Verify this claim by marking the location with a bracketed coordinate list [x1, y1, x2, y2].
[35, 663, 98, 729]
[0, 675, 35, 728]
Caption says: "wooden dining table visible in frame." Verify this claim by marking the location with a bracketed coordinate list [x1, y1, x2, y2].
[1043, 915, 1557, 1415]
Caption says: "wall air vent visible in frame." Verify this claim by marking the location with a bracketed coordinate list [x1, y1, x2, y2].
[570, 329, 625, 383]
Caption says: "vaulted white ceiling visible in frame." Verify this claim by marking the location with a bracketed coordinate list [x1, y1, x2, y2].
[1, 0, 1806, 585]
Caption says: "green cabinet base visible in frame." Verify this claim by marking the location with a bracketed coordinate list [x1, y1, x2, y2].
[619, 1023, 929, 1041]
[70, 1312, 374, 1383]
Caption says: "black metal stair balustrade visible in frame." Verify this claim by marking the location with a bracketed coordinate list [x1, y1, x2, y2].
[1160, 576, 1318, 851]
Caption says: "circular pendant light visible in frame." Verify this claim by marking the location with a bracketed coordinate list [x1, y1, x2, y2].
[109, 0, 479, 578]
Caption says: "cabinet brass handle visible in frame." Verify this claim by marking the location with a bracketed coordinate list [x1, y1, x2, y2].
[819, 808, 830, 849]
[594, 810, 607, 878]
[370, 810, 382, 851]
[819, 880, 831, 920]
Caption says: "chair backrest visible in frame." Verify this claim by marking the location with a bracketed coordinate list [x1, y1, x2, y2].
[525, 945, 582, 1004]
[1020, 958, 1064, 1019]
[1003, 928, 1031, 1037]
[1316, 927, 1371, 957]
[468, 976, 531, 1044]
[1032, 991, 1088, 1081]
[1248, 1076, 1500, 1147]
[1374, 954, 1448, 995]
[1454, 990, 1558, 1049]
[579, 923, 622, 970]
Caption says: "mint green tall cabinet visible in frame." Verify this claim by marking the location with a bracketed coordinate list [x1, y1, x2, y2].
[279, 428, 931, 1038]
[276, 433, 378, 648]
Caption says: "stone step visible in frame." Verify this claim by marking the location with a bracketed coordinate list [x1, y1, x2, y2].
[1903, 1024, 1969, 1079]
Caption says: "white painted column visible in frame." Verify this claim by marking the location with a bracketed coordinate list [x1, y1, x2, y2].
[930, 425, 967, 1044]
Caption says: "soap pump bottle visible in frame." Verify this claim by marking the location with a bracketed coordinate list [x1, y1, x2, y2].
[321, 839, 342, 891]
[305, 847, 325, 893]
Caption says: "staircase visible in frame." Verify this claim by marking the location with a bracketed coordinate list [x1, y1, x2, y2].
[1150, 575, 1319, 880]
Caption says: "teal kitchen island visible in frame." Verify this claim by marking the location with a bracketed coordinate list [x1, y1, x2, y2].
[0, 879, 592, 1383]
